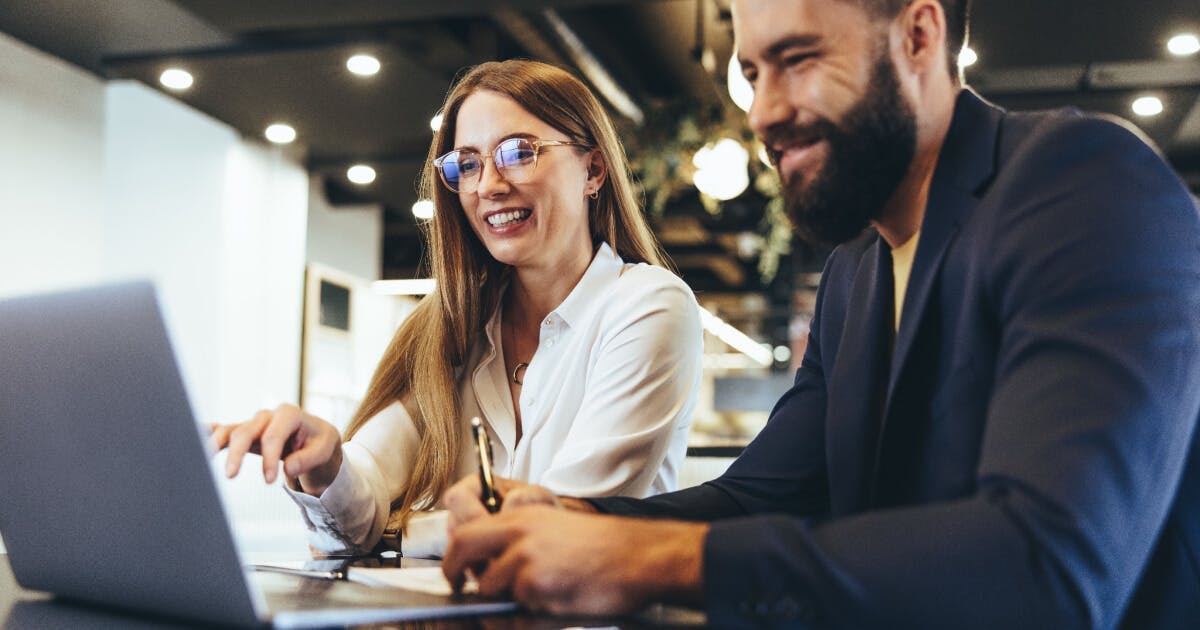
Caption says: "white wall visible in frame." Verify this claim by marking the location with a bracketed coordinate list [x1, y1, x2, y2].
[306, 177, 382, 282]
[0, 32, 106, 297]
[103, 80, 312, 554]
[0, 31, 315, 555]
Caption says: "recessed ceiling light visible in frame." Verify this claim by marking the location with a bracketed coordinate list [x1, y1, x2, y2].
[264, 123, 296, 144]
[346, 54, 380, 76]
[430, 113, 444, 132]
[159, 68, 194, 91]
[1132, 95, 1164, 117]
[1167, 33, 1200, 57]
[412, 199, 435, 220]
[958, 46, 978, 68]
[347, 164, 376, 185]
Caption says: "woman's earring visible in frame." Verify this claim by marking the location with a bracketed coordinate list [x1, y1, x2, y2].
[589, 190, 600, 200]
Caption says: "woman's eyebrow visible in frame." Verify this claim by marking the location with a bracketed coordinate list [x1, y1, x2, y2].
[452, 131, 539, 152]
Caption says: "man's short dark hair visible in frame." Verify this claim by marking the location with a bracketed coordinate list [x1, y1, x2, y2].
[862, 0, 971, 78]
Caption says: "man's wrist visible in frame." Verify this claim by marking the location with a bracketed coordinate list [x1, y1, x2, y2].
[634, 519, 708, 608]
[559, 496, 600, 513]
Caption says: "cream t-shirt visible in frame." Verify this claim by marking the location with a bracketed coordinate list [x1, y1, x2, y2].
[892, 230, 921, 332]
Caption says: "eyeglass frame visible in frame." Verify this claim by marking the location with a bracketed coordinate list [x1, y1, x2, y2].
[432, 136, 594, 194]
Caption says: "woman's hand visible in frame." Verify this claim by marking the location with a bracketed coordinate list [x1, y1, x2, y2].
[208, 403, 343, 495]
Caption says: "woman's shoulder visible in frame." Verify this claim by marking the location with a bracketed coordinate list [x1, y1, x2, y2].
[614, 262, 696, 300]
[601, 262, 700, 327]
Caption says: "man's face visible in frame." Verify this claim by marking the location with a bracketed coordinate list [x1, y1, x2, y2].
[735, 0, 918, 245]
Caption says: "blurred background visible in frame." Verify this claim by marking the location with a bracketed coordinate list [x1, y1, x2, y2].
[1, 0, 1197, 556]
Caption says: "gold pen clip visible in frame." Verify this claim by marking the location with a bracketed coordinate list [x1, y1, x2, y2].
[471, 417, 501, 513]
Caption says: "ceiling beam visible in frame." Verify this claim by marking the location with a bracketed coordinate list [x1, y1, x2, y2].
[1174, 94, 1200, 147]
[172, 0, 677, 32]
[971, 59, 1200, 95]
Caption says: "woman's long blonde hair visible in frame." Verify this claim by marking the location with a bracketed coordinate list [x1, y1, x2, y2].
[343, 60, 668, 528]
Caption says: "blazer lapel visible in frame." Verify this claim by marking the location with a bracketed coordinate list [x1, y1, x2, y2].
[826, 237, 894, 515]
[876, 90, 1003, 479]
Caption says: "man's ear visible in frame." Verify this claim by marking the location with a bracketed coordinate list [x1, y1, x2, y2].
[898, 0, 949, 77]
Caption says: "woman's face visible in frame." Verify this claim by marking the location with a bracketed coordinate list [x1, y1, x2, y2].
[450, 90, 601, 272]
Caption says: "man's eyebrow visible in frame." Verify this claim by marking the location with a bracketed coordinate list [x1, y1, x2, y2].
[760, 34, 823, 61]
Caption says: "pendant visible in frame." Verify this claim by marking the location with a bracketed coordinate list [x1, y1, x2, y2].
[512, 362, 529, 385]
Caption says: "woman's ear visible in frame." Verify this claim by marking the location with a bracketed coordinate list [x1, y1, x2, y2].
[585, 149, 608, 197]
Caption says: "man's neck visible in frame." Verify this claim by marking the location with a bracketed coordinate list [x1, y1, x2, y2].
[874, 86, 961, 249]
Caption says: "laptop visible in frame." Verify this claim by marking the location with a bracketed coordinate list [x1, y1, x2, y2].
[0, 282, 516, 628]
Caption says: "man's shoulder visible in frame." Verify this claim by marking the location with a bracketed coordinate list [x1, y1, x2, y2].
[997, 105, 1164, 176]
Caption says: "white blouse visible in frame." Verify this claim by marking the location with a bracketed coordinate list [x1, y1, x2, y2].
[286, 243, 703, 557]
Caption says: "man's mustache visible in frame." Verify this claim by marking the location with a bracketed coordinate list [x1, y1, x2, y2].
[760, 118, 839, 168]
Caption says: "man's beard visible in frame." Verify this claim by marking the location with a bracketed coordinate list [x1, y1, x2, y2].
[767, 53, 918, 246]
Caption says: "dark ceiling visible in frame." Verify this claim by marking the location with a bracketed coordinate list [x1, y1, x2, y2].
[2, 0, 1199, 346]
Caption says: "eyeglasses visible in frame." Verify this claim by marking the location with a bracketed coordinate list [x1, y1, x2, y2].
[433, 137, 592, 194]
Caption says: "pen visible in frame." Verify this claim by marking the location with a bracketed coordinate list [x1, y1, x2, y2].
[471, 417, 501, 513]
[252, 563, 347, 581]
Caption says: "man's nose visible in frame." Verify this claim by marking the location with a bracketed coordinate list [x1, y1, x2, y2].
[747, 75, 795, 140]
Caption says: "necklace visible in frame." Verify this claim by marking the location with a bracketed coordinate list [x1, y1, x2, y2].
[505, 312, 530, 385]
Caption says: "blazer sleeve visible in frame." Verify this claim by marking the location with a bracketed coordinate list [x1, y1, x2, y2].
[698, 118, 1200, 628]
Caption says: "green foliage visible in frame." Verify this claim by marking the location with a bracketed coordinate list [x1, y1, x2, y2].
[624, 101, 793, 283]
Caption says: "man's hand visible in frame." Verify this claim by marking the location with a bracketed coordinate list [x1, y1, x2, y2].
[208, 403, 342, 495]
[442, 505, 707, 615]
[443, 474, 599, 531]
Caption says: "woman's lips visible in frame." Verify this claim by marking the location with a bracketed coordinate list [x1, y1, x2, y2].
[483, 208, 533, 234]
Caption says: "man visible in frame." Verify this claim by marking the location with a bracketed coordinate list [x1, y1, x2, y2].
[441, 0, 1200, 627]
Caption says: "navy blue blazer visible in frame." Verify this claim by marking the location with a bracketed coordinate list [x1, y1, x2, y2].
[595, 91, 1200, 629]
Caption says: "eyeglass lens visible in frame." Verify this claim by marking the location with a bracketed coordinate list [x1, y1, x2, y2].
[439, 138, 539, 193]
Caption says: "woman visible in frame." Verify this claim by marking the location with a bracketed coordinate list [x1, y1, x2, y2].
[212, 60, 702, 557]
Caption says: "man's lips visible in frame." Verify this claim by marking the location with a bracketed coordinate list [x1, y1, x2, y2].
[775, 137, 826, 182]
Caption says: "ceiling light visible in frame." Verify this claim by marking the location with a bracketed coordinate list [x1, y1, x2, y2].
[726, 52, 754, 113]
[1131, 95, 1164, 117]
[264, 123, 296, 144]
[698, 306, 772, 366]
[346, 54, 380, 76]
[1167, 33, 1200, 57]
[412, 199, 435, 220]
[773, 345, 792, 363]
[430, 113, 444, 132]
[347, 164, 376, 185]
[958, 46, 978, 68]
[372, 279, 436, 295]
[692, 138, 750, 201]
[159, 68, 194, 91]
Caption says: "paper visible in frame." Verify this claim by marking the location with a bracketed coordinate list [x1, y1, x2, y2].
[347, 566, 479, 595]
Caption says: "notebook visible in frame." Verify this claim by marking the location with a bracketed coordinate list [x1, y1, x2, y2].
[0, 281, 516, 628]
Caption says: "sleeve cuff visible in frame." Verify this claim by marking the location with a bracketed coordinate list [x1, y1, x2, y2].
[282, 448, 379, 553]
[703, 516, 822, 628]
[398, 510, 451, 559]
